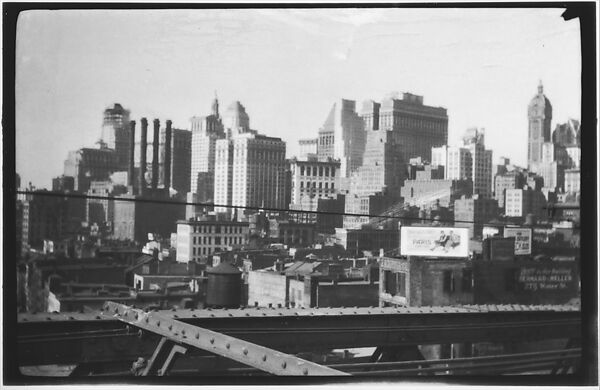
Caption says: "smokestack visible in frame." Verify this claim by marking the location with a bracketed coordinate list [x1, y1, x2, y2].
[139, 118, 148, 195]
[152, 119, 160, 189]
[164, 120, 172, 190]
[128, 120, 136, 189]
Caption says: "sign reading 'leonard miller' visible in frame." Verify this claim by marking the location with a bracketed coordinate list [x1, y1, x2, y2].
[400, 227, 469, 258]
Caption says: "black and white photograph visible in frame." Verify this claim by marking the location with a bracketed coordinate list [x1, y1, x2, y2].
[3, 2, 597, 386]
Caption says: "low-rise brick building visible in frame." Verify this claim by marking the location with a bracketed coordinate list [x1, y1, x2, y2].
[379, 256, 473, 307]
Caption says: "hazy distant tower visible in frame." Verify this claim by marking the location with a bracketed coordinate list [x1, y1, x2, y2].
[527, 81, 553, 170]
[101, 103, 131, 170]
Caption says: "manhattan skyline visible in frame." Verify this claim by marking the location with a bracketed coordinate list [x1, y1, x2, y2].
[16, 8, 581, 188]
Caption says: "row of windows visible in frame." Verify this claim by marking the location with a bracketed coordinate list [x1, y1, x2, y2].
[192, 235, 242, 246]
[299, 181, 335, 190]
[299, 165, 334, 177]
[191, 225, 245, 234]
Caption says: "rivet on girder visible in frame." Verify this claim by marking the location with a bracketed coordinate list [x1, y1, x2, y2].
[114, 307, 119, 314]
[281, 362, 287, 369]
[192, 314, 197, 318]
[46, 317, 52, 321]
[210, 314, 215, 317]
[245, 313, 250, 316]
[156, 321, 161, 327]
[168, 325, 173, 331]
[228, 313, 233, 317]
[243, 348, 248, 355]
[303, 368, 309, 375]
[174, 315, 179, 318]
[68, 316, 75, 320]
[210, 338, 215, 344]
[145, 318, 149, 323]
[95, 316, 101, 320]
[134, 313, 139, 320]
[262, 313, 266, 316]
[262, 355, 267, 361]
[195, 333, 200, 339]
[181, 329, 186, 335]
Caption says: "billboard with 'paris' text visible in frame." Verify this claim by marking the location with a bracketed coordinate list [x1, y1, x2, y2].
[400, 227, 469, 258]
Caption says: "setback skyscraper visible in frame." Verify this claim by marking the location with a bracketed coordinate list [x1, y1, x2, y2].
[527, 81, 552, 170]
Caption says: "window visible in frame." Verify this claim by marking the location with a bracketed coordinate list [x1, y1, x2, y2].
[461, 269, 473, 292]
[443, 270, 455, 293]
[384, 271, 397, 294]
[396, 272, 407, 297]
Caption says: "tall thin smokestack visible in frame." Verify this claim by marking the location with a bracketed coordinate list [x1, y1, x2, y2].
[164, 120, 172, 190]
[139, 118, 148, 195]
[128, 120, 136, 189]
[152, 119, 160, 189]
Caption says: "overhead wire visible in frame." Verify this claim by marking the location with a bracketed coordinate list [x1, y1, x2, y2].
[14, 190, 579, 230]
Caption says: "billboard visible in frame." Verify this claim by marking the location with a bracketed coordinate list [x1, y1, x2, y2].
[504, 227, 532, 255]
[400, 227, 469, 258]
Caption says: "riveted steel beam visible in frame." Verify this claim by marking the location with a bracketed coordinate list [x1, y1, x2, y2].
[102, 301, 349, 376]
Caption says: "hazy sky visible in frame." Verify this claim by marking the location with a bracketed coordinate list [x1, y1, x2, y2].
[16, 8, 581, 188]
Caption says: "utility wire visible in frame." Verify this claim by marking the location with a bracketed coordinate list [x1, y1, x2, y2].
[15, 190, 579, 230]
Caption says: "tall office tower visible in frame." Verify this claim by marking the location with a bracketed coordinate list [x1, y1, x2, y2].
[431, 128, 493, 198]
[343, 130, 405, 229]
[447, 146, 474, 182]
[223, 101, 250, 137]
[553, 119, 581, 168]
[101, 103, 131, 170]
[372, 92, 448, 162]
[214, 132, 286, 217]
[288, 156, 340, 223]
[527, 81, 552, 170]
[462, 128, 493, 198]
[63, 147, 118, 192]
[316, 99, 365, 180]
[190, 97, 225, 200]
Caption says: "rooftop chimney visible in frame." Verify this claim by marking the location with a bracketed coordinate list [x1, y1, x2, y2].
[128, 120, 136, 189]
[152, 119, 160, 189]
[139, 118, 148, 195]
[164, 120, 172, 190]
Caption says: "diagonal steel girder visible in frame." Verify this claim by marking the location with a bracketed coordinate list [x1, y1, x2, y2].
[101, 301, 349, 376]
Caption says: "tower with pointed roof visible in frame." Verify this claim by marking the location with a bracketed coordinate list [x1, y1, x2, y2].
[527, 80, 553, 170]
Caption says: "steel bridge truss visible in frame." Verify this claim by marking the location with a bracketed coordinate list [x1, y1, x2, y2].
[103, 301, 348, 376]
[17, 302, 582, 377]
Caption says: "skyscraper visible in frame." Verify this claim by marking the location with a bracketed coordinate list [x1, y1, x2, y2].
[371, 92, 448, 162]
[432, 128, 493, 198]
[527, 81, 552, 170]
[190, 97, 225, 200]
[317, 99, 365, 182]
[63, 147, 118, 192]
[462, 128, 494, 198]
[223, 101, 250, 137]
[214, 132, 286, 217]
[101, 103, 131, 170]
[343, 129, 405, 229]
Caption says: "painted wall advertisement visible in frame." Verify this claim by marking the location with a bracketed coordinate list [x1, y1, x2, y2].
[504, 227, 532, 255]
[517, 267, 575, 291]
[400, 226, 469, 258]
